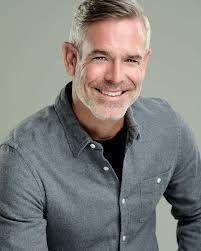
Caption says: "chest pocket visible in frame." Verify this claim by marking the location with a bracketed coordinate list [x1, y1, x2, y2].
[139, 169, 171, 222]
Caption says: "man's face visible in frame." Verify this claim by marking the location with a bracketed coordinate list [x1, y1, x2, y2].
[71, 17, 150, 121]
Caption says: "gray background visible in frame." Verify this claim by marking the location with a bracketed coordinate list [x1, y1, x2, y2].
[0, 1, 201, 250]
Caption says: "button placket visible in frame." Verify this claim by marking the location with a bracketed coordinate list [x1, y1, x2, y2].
[119, 191, 128, 246]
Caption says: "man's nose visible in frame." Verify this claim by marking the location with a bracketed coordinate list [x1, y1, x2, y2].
[104, 61, 124, 84]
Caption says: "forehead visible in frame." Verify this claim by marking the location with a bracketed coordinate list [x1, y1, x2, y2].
[82, 17, 145, 56]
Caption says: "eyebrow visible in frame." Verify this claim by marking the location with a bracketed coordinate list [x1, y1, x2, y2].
[88, 50, 110, 57]
[126, 54, 143, 61]
[88, 49, 143, 60]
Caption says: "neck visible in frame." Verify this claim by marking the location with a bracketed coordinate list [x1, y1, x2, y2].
[72, 102, 125, 141]
[84, 118, 125, 141]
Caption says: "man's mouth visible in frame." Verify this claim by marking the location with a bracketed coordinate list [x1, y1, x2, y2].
[95, 88, 125, 97]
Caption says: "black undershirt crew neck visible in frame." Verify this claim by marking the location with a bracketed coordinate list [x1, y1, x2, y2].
[97, 125, 127, 184]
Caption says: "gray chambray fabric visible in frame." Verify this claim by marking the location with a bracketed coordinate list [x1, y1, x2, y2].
[0, 82, 201, 251]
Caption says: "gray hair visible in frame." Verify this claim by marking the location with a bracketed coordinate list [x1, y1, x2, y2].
[69, 0, 151, 56]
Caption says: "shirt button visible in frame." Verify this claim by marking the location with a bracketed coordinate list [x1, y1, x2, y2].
[90, 143, 96, 149]
[122, 198, 126, 204]
[103, 166, 109, 171]
[122, 235, 126, 241]
[157, 177, 162, 184]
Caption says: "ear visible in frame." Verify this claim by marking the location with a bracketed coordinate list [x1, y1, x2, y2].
[62, 42, 77, 76]
[141, 48, 152, 80]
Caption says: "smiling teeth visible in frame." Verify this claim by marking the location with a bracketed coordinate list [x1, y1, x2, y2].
[100, 90, 123, 97]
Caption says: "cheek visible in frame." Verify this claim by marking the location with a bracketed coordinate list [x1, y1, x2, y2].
[84, 64, 107, 82]
[128, 68, 144, 86]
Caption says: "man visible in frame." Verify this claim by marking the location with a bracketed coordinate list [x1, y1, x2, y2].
[0, 0, 201, 250]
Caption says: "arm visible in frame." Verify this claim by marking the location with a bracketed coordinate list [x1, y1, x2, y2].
[164, 116, 201, 250]
[0, 144, 48, 250]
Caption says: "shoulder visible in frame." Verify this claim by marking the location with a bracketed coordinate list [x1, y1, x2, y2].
[133, 96, 185, 129]
[0, 105, 60, 152]
[133, 96, 176, 118]
[130, 96, 193, 143]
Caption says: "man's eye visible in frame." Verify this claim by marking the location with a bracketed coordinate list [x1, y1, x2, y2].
[126, 59, 139, 64]
[93, 57, 107, 61]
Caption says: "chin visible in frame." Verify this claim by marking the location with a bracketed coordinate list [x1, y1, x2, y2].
[90, 107, 127, 121]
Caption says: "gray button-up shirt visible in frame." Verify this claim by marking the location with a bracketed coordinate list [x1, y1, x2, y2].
[0, 83, 201, 250]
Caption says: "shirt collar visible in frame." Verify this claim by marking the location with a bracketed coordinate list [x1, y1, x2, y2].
[54, 82, 141, 157]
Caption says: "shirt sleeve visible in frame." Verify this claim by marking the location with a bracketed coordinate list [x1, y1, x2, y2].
[0, 144, 48, 250]
[164, 114, 201, 250]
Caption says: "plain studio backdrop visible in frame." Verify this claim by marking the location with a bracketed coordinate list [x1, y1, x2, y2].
[0, 1, 201, 250]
